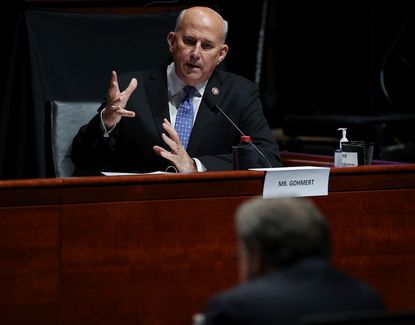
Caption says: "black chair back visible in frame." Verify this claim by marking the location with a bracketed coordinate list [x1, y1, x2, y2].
[46, 100, 100, 177]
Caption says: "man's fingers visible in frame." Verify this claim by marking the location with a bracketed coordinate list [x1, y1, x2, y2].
[107, 77, 137, 108]
[119, 110, 135, 118]
[153, 145, 176, 161]
[111, 71, 121, 90]
[162, 119, 180, 144]
[108, 71, 120, 94]
[114, 107, 135, 118]
[108, 71, 137, 103]
[109, 97, 120, 106]
[163, 118, 172, 126]
[110, 70, 118, 85]
[161, 133, 178, 149]
[124, 78, 138, 96]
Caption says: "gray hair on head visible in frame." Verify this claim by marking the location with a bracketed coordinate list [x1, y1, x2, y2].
[236, 197, 331, 268]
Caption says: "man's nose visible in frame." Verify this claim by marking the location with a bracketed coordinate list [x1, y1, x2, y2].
[191, 42, 202, 58]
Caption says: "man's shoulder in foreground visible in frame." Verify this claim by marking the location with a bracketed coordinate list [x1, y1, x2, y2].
[203, 258, 385, 325]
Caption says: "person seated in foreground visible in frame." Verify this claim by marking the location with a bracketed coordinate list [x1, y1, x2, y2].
[198, 197, 385, 325]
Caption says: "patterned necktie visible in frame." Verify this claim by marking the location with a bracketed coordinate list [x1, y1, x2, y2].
[175, 86, 196, 149]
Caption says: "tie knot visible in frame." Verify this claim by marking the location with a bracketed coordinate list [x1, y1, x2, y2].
[183, 86, 196, 99]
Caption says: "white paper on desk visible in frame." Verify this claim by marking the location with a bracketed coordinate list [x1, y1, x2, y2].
[101, 171, 169, 176]
[250, 166, 330, 198]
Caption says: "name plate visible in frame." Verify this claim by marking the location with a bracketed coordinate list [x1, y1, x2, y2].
[250, 166, 330, 198]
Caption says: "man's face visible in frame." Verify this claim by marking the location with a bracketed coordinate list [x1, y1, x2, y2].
[167, 11, 228, 86]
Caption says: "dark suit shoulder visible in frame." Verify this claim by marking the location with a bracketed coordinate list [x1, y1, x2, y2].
[211, 69, 257, 88]
[204, 259, 385, 325]
[208, 273, 283, 307]
[117, 65, 166, 89]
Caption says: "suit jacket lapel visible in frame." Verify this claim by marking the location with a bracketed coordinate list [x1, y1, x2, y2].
[187, 71, 225, 155]
[145, 66, 170, 146]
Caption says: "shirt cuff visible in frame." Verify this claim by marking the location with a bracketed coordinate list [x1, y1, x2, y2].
[193, 158, 207, 172]
[100, 109, 116, 137]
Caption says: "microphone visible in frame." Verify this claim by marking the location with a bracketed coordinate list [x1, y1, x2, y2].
[203, 89, 272, 168]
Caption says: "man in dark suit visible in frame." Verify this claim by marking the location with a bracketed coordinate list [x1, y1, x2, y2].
[71, 6, 281, 174]
[199, 197, 385, 325]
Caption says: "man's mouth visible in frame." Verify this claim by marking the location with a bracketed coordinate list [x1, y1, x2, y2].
[186, 63, 200, 69]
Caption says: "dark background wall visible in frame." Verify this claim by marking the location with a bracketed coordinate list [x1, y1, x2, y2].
[262, 1, 415, 117]
[1, 0, 414, 179]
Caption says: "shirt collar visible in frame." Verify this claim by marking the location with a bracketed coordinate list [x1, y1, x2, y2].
[167, 62, 207, 100]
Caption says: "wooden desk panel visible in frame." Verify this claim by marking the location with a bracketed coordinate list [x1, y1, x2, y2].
[59, 198, 241, 324]
[1, 157, 415, 324]
[0, 178, 62, 207]
[314, 189, 415, 309]
[0, 206, 60, 324]
[61, 171, 263, 203]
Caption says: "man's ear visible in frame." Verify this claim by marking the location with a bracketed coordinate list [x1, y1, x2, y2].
[217, 44, 229, 65]
[167, 32, 176, 52]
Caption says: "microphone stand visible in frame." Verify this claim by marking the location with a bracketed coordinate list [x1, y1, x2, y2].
[212, 104, 273, 168]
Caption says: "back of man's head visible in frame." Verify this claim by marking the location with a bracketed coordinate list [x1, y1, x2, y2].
[236, 197, 331, 271]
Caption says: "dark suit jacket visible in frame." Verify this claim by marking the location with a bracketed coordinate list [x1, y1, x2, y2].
[71, 65, 281, 174]
[203, 258, 385, 325]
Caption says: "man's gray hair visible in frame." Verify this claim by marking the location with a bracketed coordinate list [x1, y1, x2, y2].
[236, 197, 331, 268]
[175, 8, 228, 43]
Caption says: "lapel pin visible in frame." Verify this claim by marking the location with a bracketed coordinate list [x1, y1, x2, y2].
[211, 87, 220, 96]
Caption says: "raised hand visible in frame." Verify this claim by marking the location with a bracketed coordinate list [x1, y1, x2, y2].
[153, 119, 197, 173]
[102, 70, 138, 129]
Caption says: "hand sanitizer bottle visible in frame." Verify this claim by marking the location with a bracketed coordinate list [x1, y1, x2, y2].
[334, 128, 348, 167]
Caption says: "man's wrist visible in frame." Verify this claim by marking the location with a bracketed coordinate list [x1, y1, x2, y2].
[100, 109, 116, 137]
